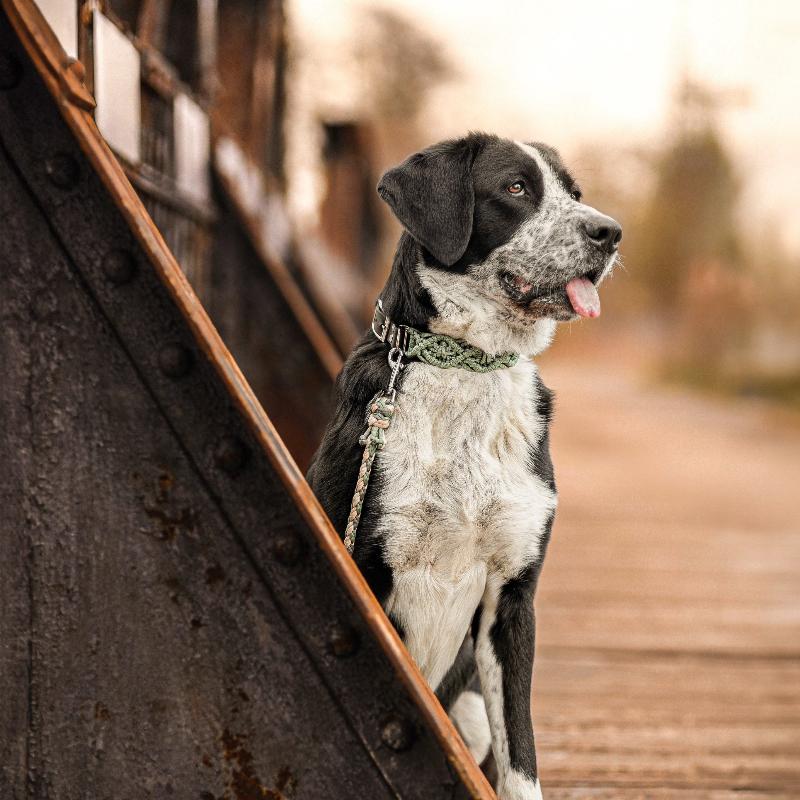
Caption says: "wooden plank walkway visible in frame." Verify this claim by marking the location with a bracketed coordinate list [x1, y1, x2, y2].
[533, 352, 800, 798]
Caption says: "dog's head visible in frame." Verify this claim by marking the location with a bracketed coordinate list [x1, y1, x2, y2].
[377, 132, 621, 355]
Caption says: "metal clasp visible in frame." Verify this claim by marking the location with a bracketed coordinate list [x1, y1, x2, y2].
[371, 298, 409, 353]
[385, 347, 404, 401]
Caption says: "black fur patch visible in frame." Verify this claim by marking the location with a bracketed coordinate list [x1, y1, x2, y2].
[534, 374, 554, 422]
[490, 565, 539, 780]
[537, 510, 556, 571]
[471, 603, 483, 642]
[435, 634, 477, 710]
[529, 373, 556, 493]
[353, 464, 395, 607]
[378, 135, 487, 267]
[306, 235, 438, 605]
[458, 137, 548, 268]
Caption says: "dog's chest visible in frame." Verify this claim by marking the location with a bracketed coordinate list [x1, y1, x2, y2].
[376, 359, 556, 582]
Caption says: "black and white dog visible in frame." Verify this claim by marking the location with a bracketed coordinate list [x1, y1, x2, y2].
[308, 133, 621, 799]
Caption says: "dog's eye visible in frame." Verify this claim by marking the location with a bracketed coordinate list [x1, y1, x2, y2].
[570, 188, 582, 202]
[507, 181, 525, 196]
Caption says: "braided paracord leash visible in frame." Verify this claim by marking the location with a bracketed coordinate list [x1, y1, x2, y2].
[343, 347, 403, 554]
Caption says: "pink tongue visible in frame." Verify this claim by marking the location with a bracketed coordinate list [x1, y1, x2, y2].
[565, 277, 601, 318]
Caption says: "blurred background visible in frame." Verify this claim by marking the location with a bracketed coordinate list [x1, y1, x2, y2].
[286, 0, 800, 403]
[37, 0, 800, 795]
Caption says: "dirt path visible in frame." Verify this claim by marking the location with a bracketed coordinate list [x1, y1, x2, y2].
[533, 353, 800, 798]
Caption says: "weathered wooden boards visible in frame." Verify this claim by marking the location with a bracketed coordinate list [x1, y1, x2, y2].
[0, 3, 493, 798]
[533, 360, 800, 798]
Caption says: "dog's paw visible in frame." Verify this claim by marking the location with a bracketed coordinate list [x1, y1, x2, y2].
[496, 770, 543, 800]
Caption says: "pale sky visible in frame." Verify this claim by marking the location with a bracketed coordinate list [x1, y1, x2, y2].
[290, 0, 800, 252]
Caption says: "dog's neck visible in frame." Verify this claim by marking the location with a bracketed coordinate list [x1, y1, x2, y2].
[381, 233, 556, 358]
[379, 233, 437, 332]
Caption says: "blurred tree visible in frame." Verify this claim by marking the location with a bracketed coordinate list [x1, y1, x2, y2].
[354, 8, 457, 124]
[637, 81, 742, 311]
[570, 81, 798, 404]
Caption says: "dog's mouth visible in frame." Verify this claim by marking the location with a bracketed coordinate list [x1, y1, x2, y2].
[500, 267, 603, 319]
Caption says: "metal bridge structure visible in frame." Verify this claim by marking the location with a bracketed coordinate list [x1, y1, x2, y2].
[0, 2, 494, 797]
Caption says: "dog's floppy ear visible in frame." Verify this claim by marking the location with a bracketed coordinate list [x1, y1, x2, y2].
[377, 139, 476, 266]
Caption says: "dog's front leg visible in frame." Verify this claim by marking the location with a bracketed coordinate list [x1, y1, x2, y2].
[474, 570, 542, 800]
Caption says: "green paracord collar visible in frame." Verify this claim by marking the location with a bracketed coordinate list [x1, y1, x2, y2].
[343, 299, 520, 554]
[371, 298, 520, 372]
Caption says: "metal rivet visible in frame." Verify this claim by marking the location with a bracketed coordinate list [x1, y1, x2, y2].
[44, 153, 80, 189]
[328, 623, 360, 658]
[381, 715, 415, 752]
[102, 249, 137, 285]
[271, 532, 302, 566]
[30, 290, 57, 321]
[0, 52, 23, 90]
[158, 344, 193, 378]
[214, 435, 249, 474]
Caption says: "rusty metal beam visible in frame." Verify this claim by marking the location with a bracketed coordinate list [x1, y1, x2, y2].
[0, 1, 495, 797]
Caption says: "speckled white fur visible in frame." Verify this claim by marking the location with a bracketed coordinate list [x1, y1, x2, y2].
[374, 353, 555, 800]
[511, 142, 615, 290]
[418, 266, 557, 357]
[380, 358, 556, 692]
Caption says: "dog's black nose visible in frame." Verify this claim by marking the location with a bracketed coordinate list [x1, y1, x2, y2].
[582, 213, 622, 252]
